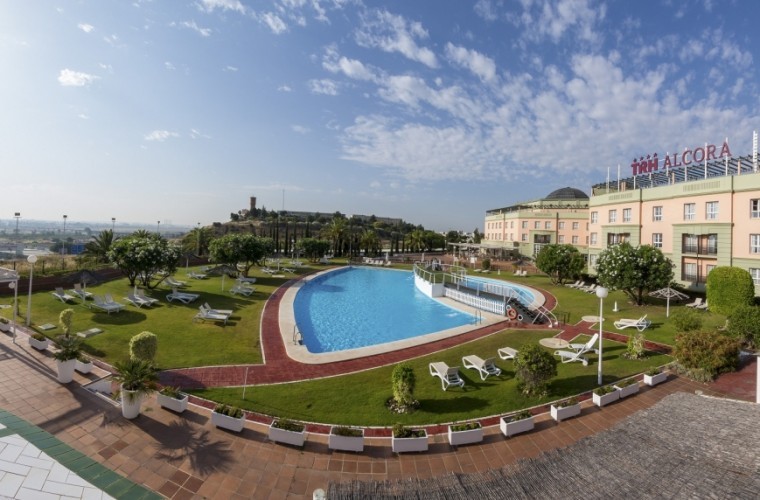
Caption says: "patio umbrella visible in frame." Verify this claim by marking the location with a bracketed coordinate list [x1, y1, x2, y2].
[649, 287, 689, 317]
[66, 269, 104, 301]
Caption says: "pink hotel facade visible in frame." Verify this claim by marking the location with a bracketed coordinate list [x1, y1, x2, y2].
[484, 134, 760, 296]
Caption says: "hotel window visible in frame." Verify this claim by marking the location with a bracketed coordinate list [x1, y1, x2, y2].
[590, 233, 597, 245]
[522, 221, 528, 229]
[572, 222, 579, 230]
[589, 254, 598, 267]
[706, 201, 719, 220]
[558, 235, 565, 243]
[511, 221, 515, 228]
[607, 233, 629, 246]
[591, 211, 598, 224]
[751, 234, 760, 254]
[653, 206, 663, 221]
[586, 223, 589, 230]
[683, 262, 698, 282]
[534, 221, 540, 229]
[751, 199, 760, 219]
[684, 203, 696, 221]
[652, 233, 663, 248]
[521, 234, 528, 242]
[622, 208, 631, 223]
[559, 221, 565, 229]
[585, 236, 589, 244]
[545, 221, 551, 229]
[608, 210, 617, 223]
[572, 235, 579, 244]
[750, 268, 760, 286]
[706, 264, 716, 276]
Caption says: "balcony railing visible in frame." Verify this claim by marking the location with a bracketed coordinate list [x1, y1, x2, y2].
[681, 244, 718, 256]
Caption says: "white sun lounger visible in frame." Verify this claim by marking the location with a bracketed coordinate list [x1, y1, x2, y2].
[203, 303, 233, 316]
[165, 277, 187, 288]
[135, 289, 159, 306]
[684, 297, 703, 308]
[125, 293, 153, 308]
[613, 315, 651, 331]
[569, 333, 599, 354]
[194, 306, 229, 325]
[70, 283, 93, 300]
[237, 276, 257, 284]
[497, 347, 518, 361]
[554, 349, 589, 366]
[462, 355, 502, 381]
[52, 287, 76, 303]
[166, 288, 200, 304]
[429, 362, 465, 391]
[229, 284, 254, 296]
[91, 295, 124, 314]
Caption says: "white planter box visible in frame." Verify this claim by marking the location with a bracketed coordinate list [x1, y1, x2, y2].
[29, 337, 50, 351]
[269, 423, 306, 446]
[644, 372, 667, 387]
[614, 382, 640, 398]
[447, 425, 483, 446]
[500, 415, 535, 437]
[328, 428, 364, 452]
[75, 360, 94, 374]
[157, 393, 189, 413]
[551, 403, 581, 422]
[391, 431, 428, 453]
[0, 322, 10, 333]
[592, 389, 620, 407]
[212, 411, 245, 432]
[56, 359, 77, 384]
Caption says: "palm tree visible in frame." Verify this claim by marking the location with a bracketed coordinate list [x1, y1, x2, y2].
[360, 229, 380, 256]
[82, 230, 115, 263]
[322, 217, 347, 256]
[406, 229, 426, 253]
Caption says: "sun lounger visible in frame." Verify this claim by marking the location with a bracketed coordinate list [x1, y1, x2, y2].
[229, 284, 254, 296]
[125, 293, 153, 308]
[166, 288, 200, 304]
[91, 295, 124, 314]
[569, 333, 599, 354]
[694, 300, 709, 310]
[203, 303, 233, 316]
[188, 272, 207, 279]
[613, 315, 651, 331]
[194, 306, 229, 325]
[565, 280, 582, 288]
[104, 294, 126, 310]
[165, 277, 187, 288]
[497, 347, 518, 361]
[52, 287, 76, 303]
[684, 297, 703, 308]
[70, 283, 93, 300]
[462, 355, 502, 381]
[237, 276, 257, 284]
[135, 289, 159, 306]
[429, 362, 465, 391]
[554, 349, 589, 366]
[261, 267, 276, 275]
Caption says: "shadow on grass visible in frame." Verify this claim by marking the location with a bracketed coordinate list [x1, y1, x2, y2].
[416, 396, 489, 415]
[90, 310, 147, 326]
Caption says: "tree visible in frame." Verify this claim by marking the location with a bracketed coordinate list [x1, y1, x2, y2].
[58, 308, 74, 338]
[82, 229, 116, 264]
[108, 234, 182, 288]
[391, 363, 417, 410]
[726, 304, 760, 349]
[297, 238, 331, 261]
[129, 331, 157, 361]
[181, 226, 212, 256]
[514, 344, 557, 397]
[705, 266, 755, 316]
[208, 234, 274, 277]
[406, 229, 425, 252]
[535, 244, 585, 285]
[595, 243, 673, 305]
[472, 228, 482, 244]
[322, 217, 347, 256]
[359, 229, 381, 256]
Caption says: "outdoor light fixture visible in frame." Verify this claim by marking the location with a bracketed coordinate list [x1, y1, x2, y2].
[112, 217, 116, 231]
[62, 215, 68, 258]
[8, 281, 17, 343]
[595, 286, 609, 386]
[26, 254, 38, 326]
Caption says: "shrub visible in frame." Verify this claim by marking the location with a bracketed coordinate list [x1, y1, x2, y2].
[624, 332, 646, 359]
[726, 304, 760, 349]
[160, 386, 183, 399]
[481, 258, 491, 271]
[32, 333, 47, 341]
[645, 367, 661, 376]
[450, 422, 481, 432]
[594, 385, 616, 396]
[392, 423, 425, 438]
[332, 426, 362, 437]
[58, 308, 74, 337]
[513, 343, 558, 397]
[670, 308, 702, 332]
[615, 378, 637, 387]
[706, 266, 754, 316]
[505, 409, 532, 422]
[272, 418, 303, 432]
[214, 404, 244, 418]
[52, 334, 81, 362]
[556, 397, 578, 408]
[391, 363, 416, 408]
[129, 331, 157, 361]
[672, 331, 741, 382]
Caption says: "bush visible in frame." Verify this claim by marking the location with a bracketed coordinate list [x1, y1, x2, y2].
[513, 343, 558, 397]
[129, 331, 157, 361]
[450, 422, 481, 432]
[272, 418, 304, 432]
[706, 266, 755, 316]
[505, 409, 532, 422]
[160, 386, 183, 399]
[594, 385, 616, 396]
[332, 426, 362, 437]
[726, 304, 760, 349]
[58, 308, 74, 337]
[670, 308, 702, 332]
[481, 258, 491, 270]
[392, 423, 425, 438]
[624, 332, 646, 359]
[391, 363, 416, 408]
[214, 404, 243, 418]
[672, 331, 741, 382]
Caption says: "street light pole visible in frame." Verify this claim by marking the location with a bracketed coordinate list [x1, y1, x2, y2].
[157, 221, 161, 235]
[26, 254, 38, 327]
[62, 215, 68, 263]
[8, 281, 18, 343]
[111, 217, 116, 232]
[596, 286, 609, 386]
[196, 222, 201, 255]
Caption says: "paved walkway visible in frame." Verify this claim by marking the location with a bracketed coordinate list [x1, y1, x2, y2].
[0, 326, 755, 499]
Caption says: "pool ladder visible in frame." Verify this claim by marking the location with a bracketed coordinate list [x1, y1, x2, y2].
[292, 326, 303, 345]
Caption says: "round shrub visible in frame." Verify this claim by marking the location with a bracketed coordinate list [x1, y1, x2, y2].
[706, 266, 754, 316]
[514, 343, 557, 397]
[59, 308, 74, 337]
[672, 330, 741, 382]
[726, 304, 760, 349]
[670, 308, 702, 332]
[129, 331, 157, 361]
[481, 258, 491, 270]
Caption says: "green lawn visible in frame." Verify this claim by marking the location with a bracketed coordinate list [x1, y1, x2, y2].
[192, 328, 671, 426]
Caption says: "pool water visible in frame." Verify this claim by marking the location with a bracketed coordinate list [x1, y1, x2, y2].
[294, 267, 476, 353]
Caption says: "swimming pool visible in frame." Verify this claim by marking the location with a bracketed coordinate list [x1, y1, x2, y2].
[294, 267, 477, 353]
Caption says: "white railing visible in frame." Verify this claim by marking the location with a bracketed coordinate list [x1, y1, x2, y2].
[444, 287, 505, 315]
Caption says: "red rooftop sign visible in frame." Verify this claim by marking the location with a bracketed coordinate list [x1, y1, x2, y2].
[631, 140, 732, 176]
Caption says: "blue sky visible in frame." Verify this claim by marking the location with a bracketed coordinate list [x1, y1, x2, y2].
[2, 0, 759, 232]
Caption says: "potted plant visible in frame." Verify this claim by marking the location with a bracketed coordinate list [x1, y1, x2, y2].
[0, 318, 10, 333]
[614, 378, 640, 398]
[52, 335, 82, 383]
[643, 367, 668, 387]
[212, 404, 245, 432]
[500, 409, 534, 437]
[75, 355, 94, 374]
[157, 386, 189, 413]
[592, 385, 620, 407]
[269, 418, 306, 446]
[391, 423, 428, 453]
[447, 421, 483, 446]
[112, 358, 158, 419]
[328, 426, 365, 452]
[28, 333, 51, 351]
[551, 397, 581, 422]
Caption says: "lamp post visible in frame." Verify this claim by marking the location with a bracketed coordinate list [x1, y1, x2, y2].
[111, 217, 116, 232]
[8, 281, 18, 343]
[26, 254, 38, 327]
[157, 221, 161, 235]
[595, 286, 609, 386]
[196, 222, 201, 255]
[14, 212, 21, 259]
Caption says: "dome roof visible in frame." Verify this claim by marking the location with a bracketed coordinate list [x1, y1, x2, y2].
[545, 187, 589, 200]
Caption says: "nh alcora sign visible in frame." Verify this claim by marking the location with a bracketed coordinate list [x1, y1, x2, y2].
[631, 140, 732, 176]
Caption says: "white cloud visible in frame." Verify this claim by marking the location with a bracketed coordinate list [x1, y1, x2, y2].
[516, 0, 605, 44]
[197, 0, 246, 14]
[474, 0, 498, 21]
[445, 43, 497, 82]
[355, 9, 437, 68]
[165, 61, 176, 71]
[180, 20, 212, 37]
[223, 65, 238, 72]
[77, 23, 94, 33]
[144, 130, 179, 142]
[77, 113, 89, 120]
[190, 128, 211, 139]
[258, 12, 288, 34]
[292, 125, 311, 134]
[308, 79, 339, 95]
[322, 45, 376, 81]
[278, 84, 292, 92]
[57, 69, 99, 87]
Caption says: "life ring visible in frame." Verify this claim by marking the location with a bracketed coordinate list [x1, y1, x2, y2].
[517, 314, 524, 322]
[507, 308, 518, 320]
